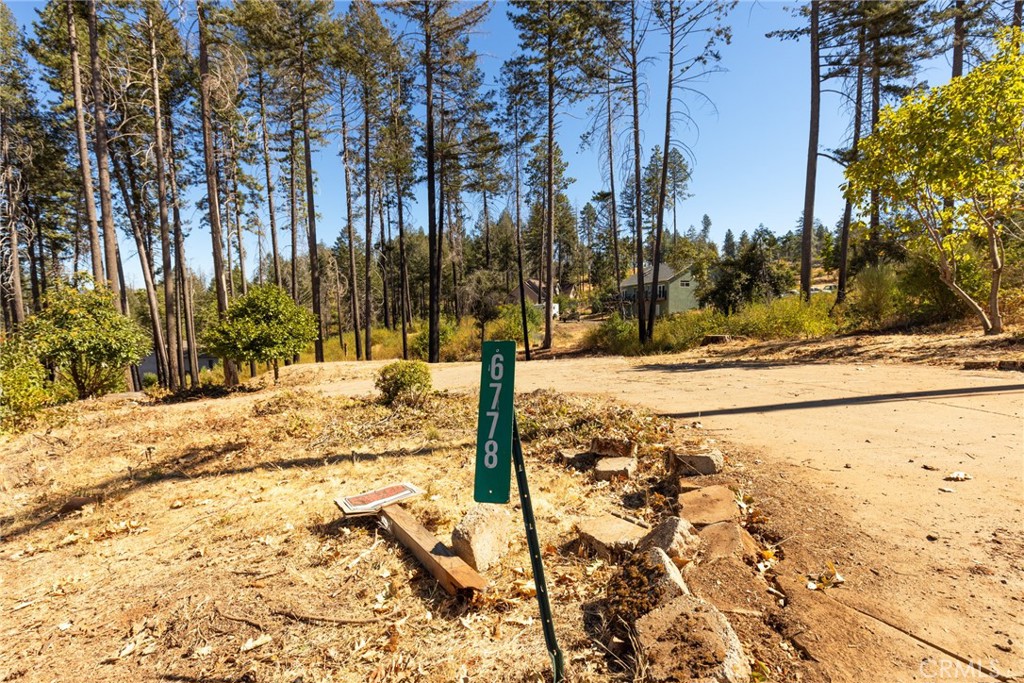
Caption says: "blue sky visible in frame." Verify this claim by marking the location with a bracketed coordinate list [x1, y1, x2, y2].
[5, 0, 952, 287]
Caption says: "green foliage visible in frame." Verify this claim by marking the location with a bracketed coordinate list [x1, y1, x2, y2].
[586, 296, 838, 356]
[701, 226, 796, 313]
[23, 285, 150, 400]
[375, 360, 431, 406]
[0, 336, 52, 431]
[488, 304, 540, 344]
[845, 30, 1024, 333]
[202, 285, 318, 371]
[850, 265, 901, 327]
[411, 317, 456, 360]
[142, 372, 159, 389]
[726, 296, 838, 340]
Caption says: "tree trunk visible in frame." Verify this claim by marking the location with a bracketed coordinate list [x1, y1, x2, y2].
[148, 13, 179, 390]
[288, 104, 298, 303]
[257, 71, 282, 288]
[167, 112, 200, 386]
[424, 15, 440, 363]
[868, 30, 881, 265]
[362, 84, 373, 360]
[111, 150, 169, 384]
[395, 175, 409, 359]
[647, 1, 677, 339]
[952, 0, 965, 79]
[630, 0, 647, 343]
[196, 0, 237, 386]
[543, 3, 555, 350]
[800, 0, 820, 303]
[86, 0, 121, 308]
[339, 80, 362, 359]
[1, 115, 24, 326]
[230, 134, 247, 297]
[301, 71, 324, 363]
[513, 105, 532, 361]
[67, 0, 103, 285]
[986, 225, 1003, 334]
[1014, 0, 1022, 29]
[836, 17, 866, 307]
[607, 69, 622, 297]
[379, 190, 391, 331]
[483, 189, 490, 268]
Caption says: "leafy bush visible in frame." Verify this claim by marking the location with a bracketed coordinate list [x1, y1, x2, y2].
[142, 372, 159, 389]
[0, 336, 51, 431]
[585, 314, 641, 355]
[726, 295, 838, 339]
[24, 284, 150, 399]
[851, 265, 900, 327]
[202, 284, 317, 382]
[488, 304, 540, 345]
[411, 317, 456, 360]
[375, 360, 432, 405]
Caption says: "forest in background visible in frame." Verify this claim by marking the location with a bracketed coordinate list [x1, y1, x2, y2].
[0, 0, 1022, 396]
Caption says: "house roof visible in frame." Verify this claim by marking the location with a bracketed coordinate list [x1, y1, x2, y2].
[620, 264, 688, 288]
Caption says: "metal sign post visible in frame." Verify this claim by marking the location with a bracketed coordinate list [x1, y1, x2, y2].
[474, 341, 564, 683]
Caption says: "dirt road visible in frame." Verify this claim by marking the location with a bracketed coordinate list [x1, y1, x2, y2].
[311, 355, 1024, 680]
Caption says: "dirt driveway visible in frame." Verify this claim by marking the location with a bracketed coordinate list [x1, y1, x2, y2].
[309, 355, 1024, 680]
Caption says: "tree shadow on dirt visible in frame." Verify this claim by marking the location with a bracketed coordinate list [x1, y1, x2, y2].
[0, 441, 453, 544]
[659, 382, 1024, 419]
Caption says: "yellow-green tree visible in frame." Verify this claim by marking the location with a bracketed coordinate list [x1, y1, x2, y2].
[846, 30, 1023, 334]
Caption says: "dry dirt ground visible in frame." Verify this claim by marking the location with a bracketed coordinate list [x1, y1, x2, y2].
[1, 329, 1022, 682]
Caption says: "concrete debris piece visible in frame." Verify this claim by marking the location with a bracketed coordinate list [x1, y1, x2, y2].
[699, 522, 760, 565]
[593, 456, 637, 481]
[644, 547, 690, 601]
[677, 485, 740, 528]
[678, 479, 703, 494]
[450, 504, 515, 572]
[638, 516, 701, 565]
[635, 594, 751, 683]
[667, 447, 724, 476]
[575, 514, 648, 560]
[590, 436, 637, 459]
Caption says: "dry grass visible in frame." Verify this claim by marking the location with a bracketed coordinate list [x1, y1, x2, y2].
[0, 379, 703, 683]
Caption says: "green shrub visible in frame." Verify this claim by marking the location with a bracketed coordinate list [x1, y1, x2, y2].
[0, 336, 52, 431]
[851, 265, 900, 327]
[23, 284, 150, 399]
[488, 304, 540, 345]
[585, 314, 642, 355]
[375, 360, 432, 405]
[726, 295, 838, 339]
[411, 317, 456, 360]
[142, 372, 159, 389]
[202, 284, 318, 382]
[650, 309, 727, 351]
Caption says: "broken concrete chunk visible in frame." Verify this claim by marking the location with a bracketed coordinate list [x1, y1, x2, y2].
[677, 485, 740, 528]
[635, 594, 751, 683]
[638, 516, 701, 565]
[575, 514, 647, 560]
[644, 547, 690, 601]
[698, 522, 760, 565]
[450, 504, 515, 572]
[593, 456, 637, 481]
[590, 436, 637, 459]
[667, 447, 724, 476]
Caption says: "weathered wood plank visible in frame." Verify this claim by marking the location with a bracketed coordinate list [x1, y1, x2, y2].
[381, 505, 489, 596]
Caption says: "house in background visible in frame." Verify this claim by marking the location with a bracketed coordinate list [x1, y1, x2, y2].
[620, 264, 699, 318]
[508, 278, 577, 319]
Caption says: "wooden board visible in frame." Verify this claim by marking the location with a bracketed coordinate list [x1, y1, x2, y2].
[381, 505, 489, 596]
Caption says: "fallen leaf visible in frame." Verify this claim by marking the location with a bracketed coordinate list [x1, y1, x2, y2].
[939, 487, 955, 493]
[945, 471, 973, 482]
[240, 634, 272, 652]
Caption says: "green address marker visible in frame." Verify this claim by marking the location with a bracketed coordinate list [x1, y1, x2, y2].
[474, 341, 515, 503]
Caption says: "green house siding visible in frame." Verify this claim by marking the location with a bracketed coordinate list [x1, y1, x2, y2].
[621, 267, 699, 318]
